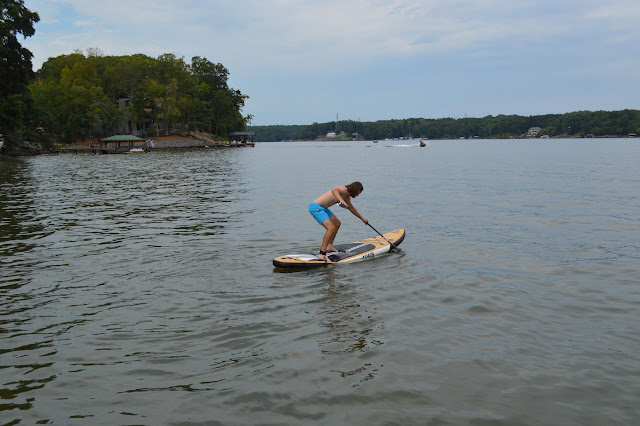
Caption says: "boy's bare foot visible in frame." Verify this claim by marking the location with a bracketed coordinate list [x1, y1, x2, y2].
[317, 253, 333, 263]
[326, 246, 338, 253]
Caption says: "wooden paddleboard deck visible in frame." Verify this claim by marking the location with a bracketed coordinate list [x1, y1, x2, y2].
[273, 229, 405, 269]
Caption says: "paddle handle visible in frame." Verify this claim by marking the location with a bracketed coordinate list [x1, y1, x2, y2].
[367, 223, 402, 252]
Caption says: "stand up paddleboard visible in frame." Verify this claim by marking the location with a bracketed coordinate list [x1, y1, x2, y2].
[273, 229, 405, 269]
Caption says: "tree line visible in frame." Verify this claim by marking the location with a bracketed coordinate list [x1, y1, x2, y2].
[1, 1, 251, 151]
[249, 110, 640, 142]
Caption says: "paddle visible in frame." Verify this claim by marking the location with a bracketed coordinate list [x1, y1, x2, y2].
[367, 222, 402, 252]
[337, 203, 401, 252]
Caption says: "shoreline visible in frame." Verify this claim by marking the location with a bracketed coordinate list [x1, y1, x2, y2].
[73, 134, 210, 149]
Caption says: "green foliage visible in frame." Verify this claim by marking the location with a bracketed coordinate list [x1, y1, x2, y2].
[0, 0, 39, 98]
[189, 57, 248, 137]
[0, 0, 40, 147]
[29, 52, 250, 143]
[249, 111, 640, 142]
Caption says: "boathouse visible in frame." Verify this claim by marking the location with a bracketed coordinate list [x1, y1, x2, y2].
[100, 135, 146, 152]
[228, 132, 256, 147]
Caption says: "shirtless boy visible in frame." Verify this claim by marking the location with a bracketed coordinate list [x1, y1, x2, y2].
[308, 182, 368, 262]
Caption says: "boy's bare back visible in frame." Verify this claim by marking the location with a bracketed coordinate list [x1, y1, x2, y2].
[313, 186, 350, 208]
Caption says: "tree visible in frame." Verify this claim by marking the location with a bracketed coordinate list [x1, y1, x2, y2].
[191, 56, 229, 91]
[29, 79, 67, 139]
[86, 47, 104, 58]
[189, 56, 250, 136]
[0, 0, 39, 98]
[0, 0, 39, 146]
[36, 53, 85, 82]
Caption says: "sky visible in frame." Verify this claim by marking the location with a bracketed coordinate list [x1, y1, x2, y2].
[20, 0, 640, 125]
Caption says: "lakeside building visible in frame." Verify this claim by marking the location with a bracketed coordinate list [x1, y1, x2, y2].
[528, 127, 542, 137]
[228, 132, 256, 147]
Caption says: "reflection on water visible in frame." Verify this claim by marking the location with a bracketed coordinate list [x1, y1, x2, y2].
[316, 271, 384, 384]
[1, 140, 640, 424]
[0, 159, 49, 258]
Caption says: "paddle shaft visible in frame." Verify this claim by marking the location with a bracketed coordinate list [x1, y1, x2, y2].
[367, 223, 402, 252]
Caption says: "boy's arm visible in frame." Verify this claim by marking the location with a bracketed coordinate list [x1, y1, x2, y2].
[348, 204, 368, 225]
[331, 186, 349, 205]
[334, 187, 368, 224]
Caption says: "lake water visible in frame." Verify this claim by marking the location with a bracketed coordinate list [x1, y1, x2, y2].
[1, 139, 639, 425]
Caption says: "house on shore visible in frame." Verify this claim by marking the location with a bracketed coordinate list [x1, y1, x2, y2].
[528, 127, 542, 137]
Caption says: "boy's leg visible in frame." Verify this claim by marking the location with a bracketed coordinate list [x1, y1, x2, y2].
[317, 217, 340, 262]
[317, 234, 332, 262]
[323, 215, 341, 252]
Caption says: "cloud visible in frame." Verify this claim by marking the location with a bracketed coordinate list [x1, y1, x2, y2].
[585, 0, 640, 19]
[73, 20, 94, 27]
[24, 0, 640, 69]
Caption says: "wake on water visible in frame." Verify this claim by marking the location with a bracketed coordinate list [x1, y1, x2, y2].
[389, 143, 428, 148]
[368, 142, 428, 148]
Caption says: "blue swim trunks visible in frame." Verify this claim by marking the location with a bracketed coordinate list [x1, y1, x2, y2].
[309, 202, 333, 225]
